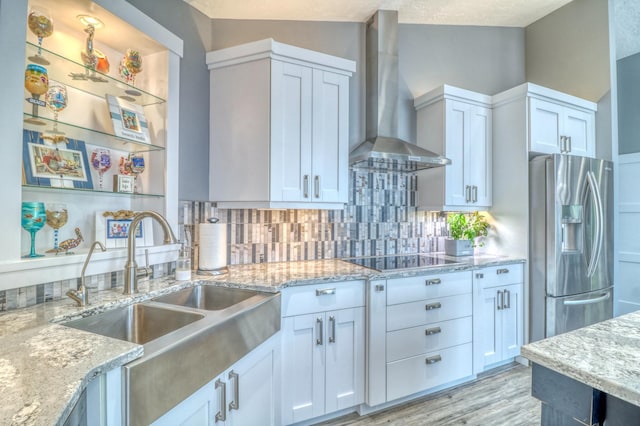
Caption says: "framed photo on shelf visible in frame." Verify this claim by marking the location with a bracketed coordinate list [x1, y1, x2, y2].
[95, 210, 153, 249]
[22, 130, 94, 190]
[105, 94, 151, 144]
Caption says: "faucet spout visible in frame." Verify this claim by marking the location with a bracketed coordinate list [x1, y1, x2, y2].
[67, 241, 107, 307]
[124, 211, 177, 295]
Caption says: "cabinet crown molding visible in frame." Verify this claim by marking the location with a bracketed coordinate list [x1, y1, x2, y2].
[491, 82, 597, 111]
[206, 38, 356, 75]
[414, 84, 492, 110]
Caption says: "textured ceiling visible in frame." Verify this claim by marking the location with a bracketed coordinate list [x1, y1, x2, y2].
[183, 0, 573, 27]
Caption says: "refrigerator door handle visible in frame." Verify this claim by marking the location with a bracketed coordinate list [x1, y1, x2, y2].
[563, 292, 610, 306]
[586, 171, 604, 278]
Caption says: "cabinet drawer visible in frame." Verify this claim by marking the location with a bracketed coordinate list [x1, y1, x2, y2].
[387, 271, 472, 305]
[386, 293, 472, 331]
[387, 342, 473, 402]
[475, 263, 523, 288]
[387, 316, 472, 362]
[281, 280, 365, 317]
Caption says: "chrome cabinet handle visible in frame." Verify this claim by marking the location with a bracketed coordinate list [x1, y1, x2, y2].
[465, 185, 471, 202]
[425, 326, 442, 336]
[374, 284, 385, 292]
[314, 175, 320, 198]
[497, 290, 503, 310]
[329, 315, 335, 343]
[425, 278, 441, 286]
[560, 136, 566, 152]
[228, 371, 239, 411]
[425, 355, 442, 365]
[215, 378, 226, 422]
[475, 273, 484, 279]
[316, 288, 336, 296]
[472, 185, 478, 203]
[316, 317, 323, 345]
[303, 175, 309, 198]
[425, 302, 442, 311]
[504, 289, 511, 309]
[567, 136, 572, 153]
[496, 268, 509, 275]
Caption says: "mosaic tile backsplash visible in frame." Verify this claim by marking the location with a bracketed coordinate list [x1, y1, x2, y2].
[181, 169, 451, 267]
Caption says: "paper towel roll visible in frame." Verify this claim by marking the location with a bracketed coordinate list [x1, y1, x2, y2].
[198, 223, 227, 271]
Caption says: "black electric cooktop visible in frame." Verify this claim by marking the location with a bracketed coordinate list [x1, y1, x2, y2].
[344, 254, 462, 272]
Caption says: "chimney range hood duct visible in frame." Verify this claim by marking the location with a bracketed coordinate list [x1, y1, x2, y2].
[349, 10, 450, 172]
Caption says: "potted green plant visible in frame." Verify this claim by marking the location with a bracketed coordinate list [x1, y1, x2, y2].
[445, 212, 489, 256]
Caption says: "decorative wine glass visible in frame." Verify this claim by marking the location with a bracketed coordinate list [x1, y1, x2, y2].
[21, 202, 47, 258]
[119, 49, 143, 97]
[91, 148, 111, 190]
[45, 83, 67, 134]
[27, 7, 54, 65]
[45, 203, 68, 251]
[128, 153, 145, 193]
[24, 64, 49, 125]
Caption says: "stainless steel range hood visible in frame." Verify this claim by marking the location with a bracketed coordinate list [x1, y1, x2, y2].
[350, 10, 450, 172]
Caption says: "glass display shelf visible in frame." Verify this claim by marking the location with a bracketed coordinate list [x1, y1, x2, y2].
[23, 184, 164, 198]
[25, 42, 166, 106]
[23, 113, 165, 153]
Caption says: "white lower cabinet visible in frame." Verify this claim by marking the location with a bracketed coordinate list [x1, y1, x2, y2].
[473, 264, 524, 372]
[152, 333, 280, 426]
[280, 281, 365, 425]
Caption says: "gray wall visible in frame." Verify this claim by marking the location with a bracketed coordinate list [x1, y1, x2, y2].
[126, 0, 211, 201]
[525, 0, 610, 103]
[617, 52, 640, 154]
[398, 24, 525, 142]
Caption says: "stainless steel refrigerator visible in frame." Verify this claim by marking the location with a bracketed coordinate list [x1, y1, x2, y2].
[530, 154, 613, 342]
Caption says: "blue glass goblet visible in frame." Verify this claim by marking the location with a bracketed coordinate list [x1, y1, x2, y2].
[22, 202, 46, 258]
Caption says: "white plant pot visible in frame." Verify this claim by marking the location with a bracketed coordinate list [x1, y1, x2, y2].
[444, 239, 474, 256]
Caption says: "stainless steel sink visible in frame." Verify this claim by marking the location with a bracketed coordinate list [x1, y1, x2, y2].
[63, 303, 204, 344]
[62, 284, 281, 425]
[153, 285, 258, 310]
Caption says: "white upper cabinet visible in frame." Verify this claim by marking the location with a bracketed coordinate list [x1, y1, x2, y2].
[414, 85, 492, 211]
[206, 39, 355, 209]
[494, 83, 597, 158]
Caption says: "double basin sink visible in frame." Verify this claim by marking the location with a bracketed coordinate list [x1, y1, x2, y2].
[63, 285, 281, 425]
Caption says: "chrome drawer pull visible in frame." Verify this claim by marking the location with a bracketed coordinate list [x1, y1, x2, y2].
[425, 278, 441, 286]
[316, 288, 336, 296]
[215, 379, 226, 422]
[425, 326, 442, 336]
[316, 317, 323, 345]
[496, 268, 509, 275]
[425, 302, 442, 311]
[475, 273, 484, 279]
[425, 355, 442, 365]
[374, 284, 385, 292]
[228, 370, 239, 411]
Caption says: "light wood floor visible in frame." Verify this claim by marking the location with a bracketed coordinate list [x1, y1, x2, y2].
[317, 364, 540, 426]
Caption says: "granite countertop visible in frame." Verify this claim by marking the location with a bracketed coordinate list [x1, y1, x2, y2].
[521, 310, 640, 407]
[0, 255, 523, 425]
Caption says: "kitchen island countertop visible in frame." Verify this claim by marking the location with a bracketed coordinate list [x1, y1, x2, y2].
[521, 310, 640, 407]
[0, 255, 523, 425]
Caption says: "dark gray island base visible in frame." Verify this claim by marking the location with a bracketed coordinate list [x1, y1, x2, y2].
[523, 311, 640, 426]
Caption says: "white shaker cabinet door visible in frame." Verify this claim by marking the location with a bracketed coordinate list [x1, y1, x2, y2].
[271, 60, 313, 203]
[227, 336, 279, 426]
[151, 380, 217, 426]
[500, 283, 524, 360]
[281, 313, 325, 424]
[477, 287, 502, 368]
[443, 100, 468, 207]
[311, 69, 350, 204]
[468, 105, 492, 207]
[562, 107, 594, 158]
[529, 98, 563, 155]
[324, 307, 365, 413]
